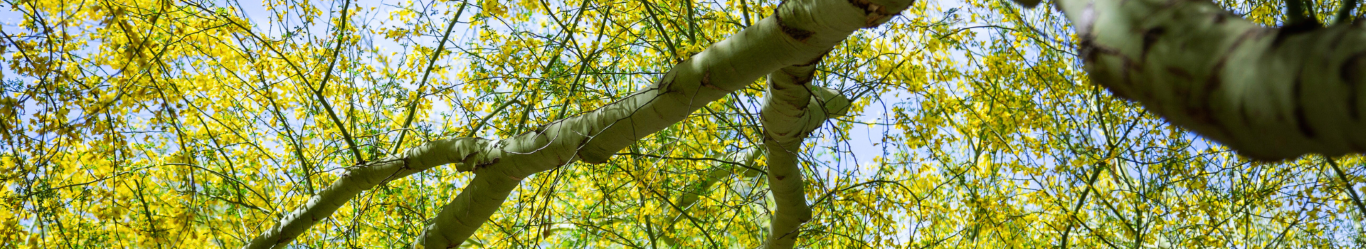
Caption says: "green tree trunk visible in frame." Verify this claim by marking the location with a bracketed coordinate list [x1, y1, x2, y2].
[1042, 0, 1366, 161]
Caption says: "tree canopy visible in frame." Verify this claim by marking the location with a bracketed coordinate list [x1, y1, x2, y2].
[2, 0, 1364, 248]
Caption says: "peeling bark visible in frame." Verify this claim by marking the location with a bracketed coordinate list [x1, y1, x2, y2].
[1047, 0, 1366, 161]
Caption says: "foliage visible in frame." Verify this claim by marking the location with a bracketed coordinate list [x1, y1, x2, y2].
[1, 0, 1363, 247]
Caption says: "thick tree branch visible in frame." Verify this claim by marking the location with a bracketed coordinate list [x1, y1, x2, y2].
[414, 0, 912, 247]
[244, 138, 497, 249]
[248, 0, 910, 247]
[1052, 0, 1366, 161]
[759, 62, 850, 248]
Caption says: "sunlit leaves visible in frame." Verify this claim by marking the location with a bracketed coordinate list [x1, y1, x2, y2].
[3, 0, 1366, 247]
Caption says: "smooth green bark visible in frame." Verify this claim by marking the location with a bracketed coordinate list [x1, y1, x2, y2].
[250, 0, 911, 247]
[416, 0, 910, 247]
[1045, 0, 1366, 161]
[760, 63, 851, 248]
[244, 138, 496, 249]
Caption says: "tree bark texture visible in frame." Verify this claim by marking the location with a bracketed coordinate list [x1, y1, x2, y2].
[246, 0, 913, 248]
[416, 0, 908, 246]
[244, 138, 495, 249]
[1052, 0, 1366, 161]
[760, 63, 851, 248]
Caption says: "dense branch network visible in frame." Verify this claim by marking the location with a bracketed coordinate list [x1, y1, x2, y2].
[250, 0, 1366, 246]
[246, 0, 913, 248]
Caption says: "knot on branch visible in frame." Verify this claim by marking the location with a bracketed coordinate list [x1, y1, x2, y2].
[846, 0, 900, 27]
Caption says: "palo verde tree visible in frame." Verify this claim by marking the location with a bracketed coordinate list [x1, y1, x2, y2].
[2, 0, 1366, 248]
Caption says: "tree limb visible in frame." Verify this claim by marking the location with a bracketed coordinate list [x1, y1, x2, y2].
[759, 61, 851, 248]
[1054, 0, 1366, 161]
[247, 0, 911, 247]
[414, 0, 912, 247]
[244, 138, 498, 249]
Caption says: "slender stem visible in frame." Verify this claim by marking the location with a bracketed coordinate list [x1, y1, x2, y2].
[1059, 112, 1145, 248]
[554, 4, 612, 120]
[1336, 0, 1359, 24]
[1059, 161, 1105, 249]
[1307, 0, 1321, 23]
[685, 0, 697, 43]
[1326, 158, 1366, 217]
[639, 0, 680, 61]
[1287, 0, 1311, 24]
[391, 1, 469, 154]
[740, 0, 751, 26]
[312, 0, 365, 163]
[465, 93, 520, 137]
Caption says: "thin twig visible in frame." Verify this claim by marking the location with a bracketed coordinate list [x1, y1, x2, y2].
[1326, 157, 1366, 217]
